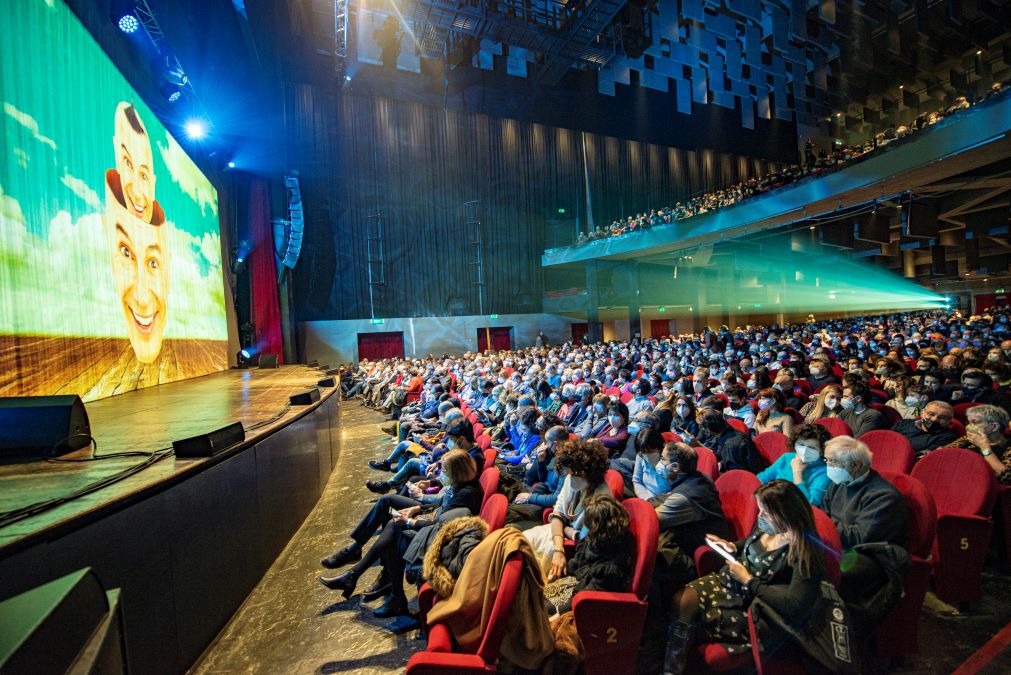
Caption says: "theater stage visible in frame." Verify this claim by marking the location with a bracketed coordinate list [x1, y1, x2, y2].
[0, 366, 342, 675]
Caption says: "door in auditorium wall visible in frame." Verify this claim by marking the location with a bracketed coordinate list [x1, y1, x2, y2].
[650, 320, 672, 340]
[357, 332, 405, 361]
[477, 327, 512, 352]
[571, 323, 589, 344]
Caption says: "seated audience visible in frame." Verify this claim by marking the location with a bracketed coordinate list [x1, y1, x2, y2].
[951, 404, 1011, 483]
[892, 400, 958, 457]
[839, 382, 888, 436]
[695, 410, 764, 473]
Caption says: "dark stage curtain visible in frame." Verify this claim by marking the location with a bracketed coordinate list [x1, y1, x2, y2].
[249, 177, 284, 363]
[288, 89, 784, 322]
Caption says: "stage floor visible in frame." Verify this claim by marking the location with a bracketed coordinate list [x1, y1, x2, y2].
[0, 366, 333, 552]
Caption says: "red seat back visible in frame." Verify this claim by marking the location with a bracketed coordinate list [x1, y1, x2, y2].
[605, 386, 621, 397]
[714, 470, 761, 539]
[476, 553, 524, 662]
[661, 431, 682, 443]
[476, 434, 492, 451]
[623, 498, 660, 599]
[480, 493, 508, 531]
[812, 507, 842, 587]
[869, 403, 902, 429]
[953, 402, 983, 426]
[795, 379, 813, 395]
[467, 412, 479, 424]
[862, 430, 915, 475]
[947, 418, 966, 437]
[912, 448, 997, 517]
[473, 422, 484, 438]
[784, 408, 804, 425]
[482, 449, 497, 472]
[726, 417, 749, 434]
[619, 391, 634, 404]
[815, 417, 852, 438]
[479, 467, 500, 511]
[878, 471, 937, 558]
[695, 445, 719, 480]
[753, 431, 790, 466]
[605, 469, 625, 500]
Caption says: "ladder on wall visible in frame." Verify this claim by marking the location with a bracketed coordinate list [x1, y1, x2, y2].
[464, 200, 485, 316]
[366, 211, 385, 320]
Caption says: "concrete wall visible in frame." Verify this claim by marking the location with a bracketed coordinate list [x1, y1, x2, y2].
[301, 313, 580, 365]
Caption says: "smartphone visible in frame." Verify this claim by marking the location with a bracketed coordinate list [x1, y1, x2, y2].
[705, 536, 736, 563]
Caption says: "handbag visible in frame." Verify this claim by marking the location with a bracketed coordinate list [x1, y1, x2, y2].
[749, 580, 863, 674]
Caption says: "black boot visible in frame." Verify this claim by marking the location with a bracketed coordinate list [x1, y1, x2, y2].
[320, 543, 362, 569]
[662, 620, 695, 675]
[365, 480, 392, 494]
[362, 571, 392, 602]
[369, 459, 392, 471]
[373, 595, 409, 618]
[319, 571, 359, 599]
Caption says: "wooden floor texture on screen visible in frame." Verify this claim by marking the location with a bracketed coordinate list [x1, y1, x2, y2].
[0, 336, 228, 401]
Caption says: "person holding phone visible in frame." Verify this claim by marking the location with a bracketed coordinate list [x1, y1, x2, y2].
[662, 480, 826, 675]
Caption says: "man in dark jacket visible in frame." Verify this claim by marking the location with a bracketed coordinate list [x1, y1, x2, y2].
[891, 401, 958, 457]
[694, 410, 764, 473]
[823, 436, 908, 613]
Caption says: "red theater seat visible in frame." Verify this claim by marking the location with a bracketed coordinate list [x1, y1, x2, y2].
[870, 403, 903, 429]
[695, 445, 719, 481]
[875, 471, 937, 658]
[815, 417, 852, 438]
[605, 469, 625, 500]
[715, 470, 760, 540]
[472, 422, 484, 438]
[475, 434, 491, 452]
[862, 429, 915, 475]
[407, 553, 524, 674]
[911, 448, 997, 604]
[481, 449, 496, 472]
[726, 417, 749, 434]
[479, 467, 499, 511]
[479, 493, 507, 532]
[753, 431, 789, 466]
[953, 401, 982, 426]
[576, 499, 659, 675]
[661, 431, 682, 443]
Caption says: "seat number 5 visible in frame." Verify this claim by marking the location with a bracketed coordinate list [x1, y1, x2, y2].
[960, 537, 969, 550]
[606, 627, 618, 643]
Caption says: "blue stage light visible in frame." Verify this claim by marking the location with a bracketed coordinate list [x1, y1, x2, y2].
[117, 13, 139, 33]
[183, 118, 208, 140]
[168, 90, 181, 102]
[228, 161, 236, 168]
[240, 349, 251, 359]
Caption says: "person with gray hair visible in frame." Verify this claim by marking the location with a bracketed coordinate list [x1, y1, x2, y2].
[822, 435, 907, 611]
[952, 403, 1011, 484]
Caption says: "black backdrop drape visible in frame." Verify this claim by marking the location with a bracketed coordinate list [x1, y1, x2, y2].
[288, 87, 784, 321]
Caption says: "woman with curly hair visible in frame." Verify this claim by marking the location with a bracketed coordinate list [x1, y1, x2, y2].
[756, 423, 831, 507]
[523, 438, 612, 577]
[545, 494, 633, 615]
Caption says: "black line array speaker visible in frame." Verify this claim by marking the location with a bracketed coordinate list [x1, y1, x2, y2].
[0, 395, 91, 461]
[173, 422, 246, 458]
[258, 354, 279, 369]
[290, 388, 321, 406]
[317, 377, 336, 388]
[325, 368, 342, 376]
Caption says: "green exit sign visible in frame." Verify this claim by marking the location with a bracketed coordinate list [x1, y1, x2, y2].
[997, 288, 1006, 294]
[557, 208, 566, 214]
[489, 314, 499, 320]
[370, 318, 384, 325]
[658, 306, 666, 312]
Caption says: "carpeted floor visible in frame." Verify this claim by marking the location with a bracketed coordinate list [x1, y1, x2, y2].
[190, 401, 425, 674]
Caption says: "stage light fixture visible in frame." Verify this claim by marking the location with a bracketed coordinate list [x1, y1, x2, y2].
[228, 161, 235, 168]
[158, 81, 182, 102]
[118, 13, 139, 33]
[183, 118, 208, 140]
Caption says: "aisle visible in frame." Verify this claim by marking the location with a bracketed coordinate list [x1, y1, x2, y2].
[191, 403, 424, 674]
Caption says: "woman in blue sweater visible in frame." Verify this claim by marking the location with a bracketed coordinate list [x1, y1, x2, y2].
[756, 423, 831, 508]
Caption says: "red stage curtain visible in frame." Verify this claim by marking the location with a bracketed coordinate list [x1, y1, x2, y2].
[358, 332, 404, 360]
[650, 319, 671, 340]
[249, 177, 284, 363]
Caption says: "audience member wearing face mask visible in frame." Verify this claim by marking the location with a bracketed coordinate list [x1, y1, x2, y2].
[756, 423, 831, 507]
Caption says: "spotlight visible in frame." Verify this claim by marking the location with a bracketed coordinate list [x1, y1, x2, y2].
[183, 118, 209, 140]
[118, 13, 139, 33]
[228, 161, 236, 169]
[344, 74, 352, 82]
[159, 81, 182, 102]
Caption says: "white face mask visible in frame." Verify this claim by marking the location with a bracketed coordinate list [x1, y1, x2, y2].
[795, 443, 820, 464]
[757, 398, 774, 411]
[824, 397, 838, 410]
[904, 395, 922, 407]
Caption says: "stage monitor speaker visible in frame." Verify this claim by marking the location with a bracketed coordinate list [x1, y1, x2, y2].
[308, 360, 319, 368]
[0, 395, 91, 461]
[290, 388, 321, 405]
[0, 568, 126, 674]
[318, 364, 330, 372]
[258, 354, 279, 369]
[173, 422, 246, 458]
[317, 377, 336, 388]
[325, 368, 342, 376]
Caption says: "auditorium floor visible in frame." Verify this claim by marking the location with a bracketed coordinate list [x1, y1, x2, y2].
[190, 401, 425, 674]
[191, 402, 1011, 674]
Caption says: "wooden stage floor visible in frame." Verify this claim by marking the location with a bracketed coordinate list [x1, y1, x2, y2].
[0, 366, 333, 553]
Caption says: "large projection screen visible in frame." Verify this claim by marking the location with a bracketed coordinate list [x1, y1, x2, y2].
[1, 0, 229, 401]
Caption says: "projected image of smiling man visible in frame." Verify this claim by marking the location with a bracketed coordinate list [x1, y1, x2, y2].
[105, 103, 169, 363]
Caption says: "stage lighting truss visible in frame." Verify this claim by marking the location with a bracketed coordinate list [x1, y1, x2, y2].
[273, 172, 304, 275]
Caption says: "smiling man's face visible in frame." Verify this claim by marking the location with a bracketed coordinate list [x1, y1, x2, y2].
[113, 104, 156, 222]
[105, 199, 169, 363]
